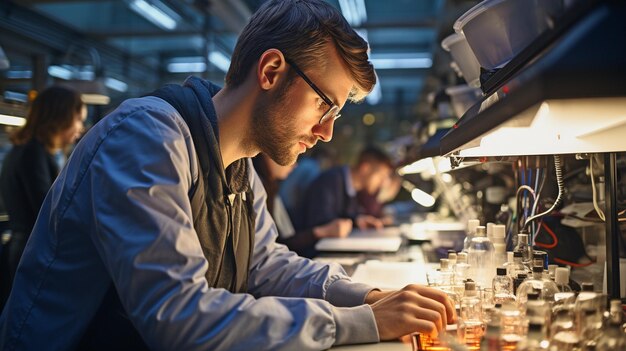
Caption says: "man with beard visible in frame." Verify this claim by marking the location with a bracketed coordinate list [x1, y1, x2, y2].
[0, 1, 455, 350]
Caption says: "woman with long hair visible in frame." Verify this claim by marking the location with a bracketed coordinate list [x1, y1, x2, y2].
[0, 85, 86, 279]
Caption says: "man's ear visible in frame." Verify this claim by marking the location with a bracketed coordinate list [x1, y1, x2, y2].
[256, 49, 287, 91]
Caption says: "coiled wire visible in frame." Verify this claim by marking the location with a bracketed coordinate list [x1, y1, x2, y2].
[523, 155, 563, 236]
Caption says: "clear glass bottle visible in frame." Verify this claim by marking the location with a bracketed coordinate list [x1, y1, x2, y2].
[454, 252, 471, 285]
[513, 273, 528, 296]
[480, 308, 502, 351]
[503, 251, 515, 275]
[500, 301, 524, 350]
[525, 298, 550, 328]
[438, 258, 454, 287]
[467, 226, 495, 289]
[493, 267, 516, 304]
[516, 266, 559, 304]
[514, 233, 533, 269]
[463, 219, 481, 252]
[550, 301, 579, 343]
[447, 250, 457, 267]
[575, 283, 605, 345]
[458, 280, 484, 348]
[532, 251, 548, 270]
[547, 264, 558, 281]
[596, 300, 626, 350]
[517, 322, 551, 351]
[508, 251, 531, 279]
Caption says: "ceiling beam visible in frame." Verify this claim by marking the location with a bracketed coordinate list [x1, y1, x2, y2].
[85, 18, 437, 39]
[0, 1, 158, 82]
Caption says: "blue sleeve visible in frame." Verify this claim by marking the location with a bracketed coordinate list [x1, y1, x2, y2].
[86, 101, 378, 350]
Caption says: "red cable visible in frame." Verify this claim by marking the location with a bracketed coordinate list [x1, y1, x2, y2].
[535, 222, 595, 267]
[554, 257, 595, 267]
[535, 222, 558, 249]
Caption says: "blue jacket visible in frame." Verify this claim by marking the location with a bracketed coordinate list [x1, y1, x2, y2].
[0, 77, 378, 350]
[300, 166, 359, 229]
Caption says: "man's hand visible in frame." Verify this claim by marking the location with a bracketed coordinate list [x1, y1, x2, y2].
[355, 214, 384, 230]
[313, 218, 353, 238]
[367, 284, 456, 340]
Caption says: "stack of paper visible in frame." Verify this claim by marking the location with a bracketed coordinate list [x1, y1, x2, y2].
[350, 260, 436, 289]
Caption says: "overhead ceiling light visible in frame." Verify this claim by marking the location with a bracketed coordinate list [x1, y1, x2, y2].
[370, 57, 432, 70]
[167, 62, 207, 73]
[0, 114, 26, 127]
[129, 0, 178, 31]
[6, 70, 32, 79]
[208, 52, 231, 73]
[4, 91, 28, 103]
[48, 65, 73, 80]
[104, 77, 128, 93]
[452, 98, 626, 157]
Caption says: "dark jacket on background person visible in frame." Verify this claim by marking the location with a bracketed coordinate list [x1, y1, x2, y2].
[298, 166, 358, 234]
[252, 156, 318, 257]
[0, 138, 59, 236]
[0, 138, 59, 279]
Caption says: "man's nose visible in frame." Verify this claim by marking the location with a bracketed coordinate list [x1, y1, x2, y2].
[312, 118, 335, 143]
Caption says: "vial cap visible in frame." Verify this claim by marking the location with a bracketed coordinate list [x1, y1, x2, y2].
[548, 264, 558, 274]
[532, 266, 543, 273]
[513, 251, 523, 258]
[581, 282, 594, 292]
[440, 258, 450, 269]
[448, 252, 457, 260]
[554, 267, 570, 285]
[493, 224, 506, 238]
[497, 267, 507, 276]
[468, 219, 480, 232]
[527, 291, 540, 300]
[465, 279, 476, 291]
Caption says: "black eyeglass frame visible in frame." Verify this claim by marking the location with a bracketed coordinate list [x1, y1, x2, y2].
[285, 59, 342, 125]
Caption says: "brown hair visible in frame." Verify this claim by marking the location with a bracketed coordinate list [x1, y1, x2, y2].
[11, 86, 84, 148]
[225, 0, 376, 101]
[356, 146, 393, 169]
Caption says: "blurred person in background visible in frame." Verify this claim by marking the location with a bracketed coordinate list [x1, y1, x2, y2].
[357, 171, 402, 225]
[0, 86, 86, 299]
[253, 153, 352, 257]
[279, 147, 336, 225]
[297, 146, 393, 245]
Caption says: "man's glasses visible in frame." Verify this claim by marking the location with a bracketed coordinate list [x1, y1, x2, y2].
[286, 59, 342, 125]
